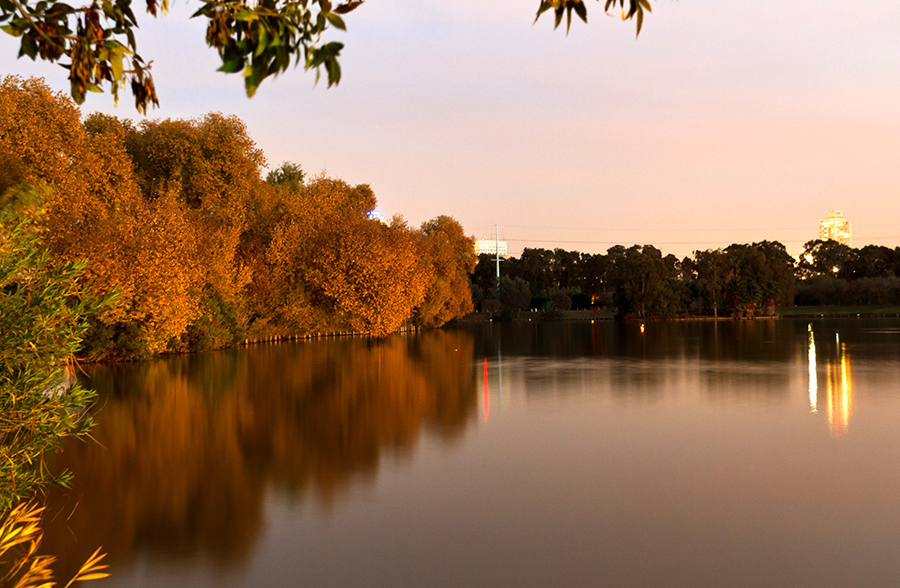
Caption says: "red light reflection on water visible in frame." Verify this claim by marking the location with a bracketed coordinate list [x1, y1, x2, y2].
[483, 357, 489, 422]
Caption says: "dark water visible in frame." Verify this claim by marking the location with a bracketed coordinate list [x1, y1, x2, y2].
[41, 318, 900, 587]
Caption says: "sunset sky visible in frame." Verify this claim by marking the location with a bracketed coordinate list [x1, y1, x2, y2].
[3, 0, 900, 258]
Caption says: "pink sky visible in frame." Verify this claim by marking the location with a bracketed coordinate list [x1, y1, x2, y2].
[3, 0, 900, 258]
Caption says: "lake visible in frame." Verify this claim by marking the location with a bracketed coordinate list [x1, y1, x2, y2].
[41, 318, 900, 587]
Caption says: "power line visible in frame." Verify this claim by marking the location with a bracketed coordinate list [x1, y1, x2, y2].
[506, 238, 812, 246]
[498, 223, 900, 233]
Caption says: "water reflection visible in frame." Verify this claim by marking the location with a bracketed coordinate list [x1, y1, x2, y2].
[807, 325, 854, 438]
[40, 330, 477, 580]
[825, 341, 853, 438]
[808, 324, 817, 413]
[34, 317, 900, 588]
[473, 319, 801, 364]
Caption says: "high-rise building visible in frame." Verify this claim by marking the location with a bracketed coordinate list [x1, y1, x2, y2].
[819, 210, 851, 246]
[475, 239, 508, 257]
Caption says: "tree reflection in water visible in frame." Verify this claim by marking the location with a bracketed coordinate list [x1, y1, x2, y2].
[39, 330, 476, 578]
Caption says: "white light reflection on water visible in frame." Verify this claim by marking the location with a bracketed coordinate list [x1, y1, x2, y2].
[808, 324, 817, 413]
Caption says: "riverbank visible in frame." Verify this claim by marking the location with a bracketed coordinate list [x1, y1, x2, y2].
[460, 305, 900, 323]
[776, 305, 900, 318]
[457, 309, 617, 323]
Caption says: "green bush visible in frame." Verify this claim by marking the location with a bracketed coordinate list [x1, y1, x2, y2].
[1, 186, 104, 510]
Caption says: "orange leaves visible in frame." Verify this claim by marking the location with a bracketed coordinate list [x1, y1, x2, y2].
[309, 219, 430, 336]
[2, 77, 475, 355]
[414, 216, 476, 329]
[253, 175, 434, 337]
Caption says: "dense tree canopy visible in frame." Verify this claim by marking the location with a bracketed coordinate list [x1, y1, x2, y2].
[473, 239, 804, 320]
[1, 0, 651, 111]
[414, 216, 476, 330]
[1, 75, 476, 359]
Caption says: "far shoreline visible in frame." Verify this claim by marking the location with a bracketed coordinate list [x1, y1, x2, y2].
[459, 305, 900, 323]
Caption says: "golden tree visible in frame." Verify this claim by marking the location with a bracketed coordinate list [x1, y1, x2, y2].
[414, 215, 476, 329]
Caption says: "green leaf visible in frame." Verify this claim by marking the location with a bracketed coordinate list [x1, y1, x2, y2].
[219, 55, 244, 73]
[574, 1, 587, 24]
[635, 7, 643, 36]
[254, 26, 268, 56]
[326, 54, 340, 86]
[534, 1, 552, 23]
[101, 2, 118, 21]
[44, 3, 74, 17]
[324, 12, 345, 30]
[1, 23, 22, 36]
[110, 52, 124, 80]
[20, 34, 37, 59]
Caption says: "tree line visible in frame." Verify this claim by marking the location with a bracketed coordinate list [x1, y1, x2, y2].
[1, 76, 476, 362]
[472, 238, 900, 320]
[795, 239, 900, 306]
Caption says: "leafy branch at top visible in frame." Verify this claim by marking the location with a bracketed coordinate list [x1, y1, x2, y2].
[1, 0, 649, 112]
[195, 0, 363, 97]
[0, 0, 160, 112]
[535, 0, 653, 35]
[0, 0, 363, 112]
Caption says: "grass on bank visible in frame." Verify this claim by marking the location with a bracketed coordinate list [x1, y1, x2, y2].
[776, 305, 900, 317]
[462, 305, 900, 322]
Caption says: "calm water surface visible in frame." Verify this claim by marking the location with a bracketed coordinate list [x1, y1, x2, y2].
[41, 318, 900, 587]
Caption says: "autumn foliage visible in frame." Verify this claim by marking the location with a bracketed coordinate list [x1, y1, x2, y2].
[0, 76, 476, 360]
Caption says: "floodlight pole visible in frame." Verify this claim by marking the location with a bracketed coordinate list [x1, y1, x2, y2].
[495, 224, 500, 287]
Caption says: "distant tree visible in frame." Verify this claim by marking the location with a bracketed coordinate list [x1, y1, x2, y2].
[750, 240, 796, 308]
[306, 215, 430, 336]
[843, 245, 895, 279]
[481, 298, 504, 317]
[658, 253, 688, 317]
[798, 239, 854, 280]
[725, 241, 794, 312]
[550, 290, 572, 311]
[266, 162, 306, 192]
[512, 248, 555, 293]
[694, 249, 729, 318]
[578, 253, 609, 304]
[569, 290, 592, 310]
[496, 276, 532, 316]
[550, 248, 582, 290]
[414, 215, 476, 329]
[606, 244, 672, 319]
[471, 254, 500, 294]
[261, 175, 404, 335]
[727, 276, 762, 318]
[469, 282, 485, 312]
